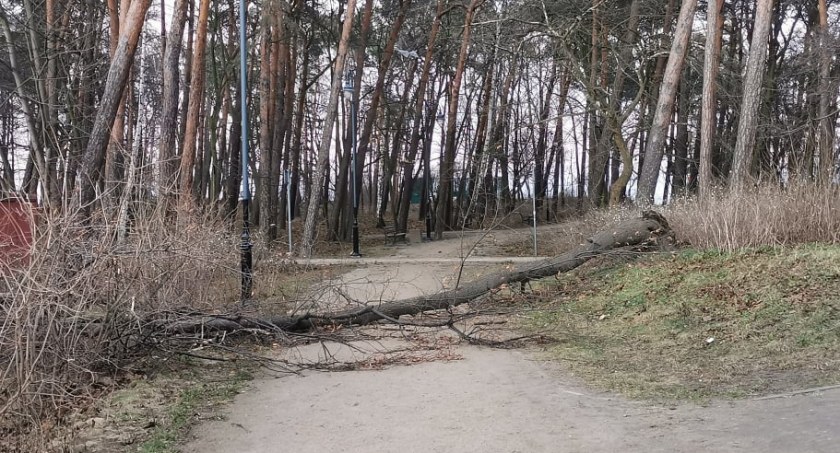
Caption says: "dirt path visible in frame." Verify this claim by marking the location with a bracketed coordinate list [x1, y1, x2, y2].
[183, 229, 840, 453]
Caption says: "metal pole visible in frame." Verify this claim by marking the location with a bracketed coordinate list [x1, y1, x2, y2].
[239, 0, 253, 302]
[532, 175, 537, 256]
[286, 169, 292, 253]
[424, 154, 432, 241]
[350, 73, 361, 257]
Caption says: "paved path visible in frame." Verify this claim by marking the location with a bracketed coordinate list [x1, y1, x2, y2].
[299, 256, 549, 266]
[184, 230, 840, 453]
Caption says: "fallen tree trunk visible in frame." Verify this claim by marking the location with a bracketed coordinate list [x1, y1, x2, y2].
[165, 211, 674, 333]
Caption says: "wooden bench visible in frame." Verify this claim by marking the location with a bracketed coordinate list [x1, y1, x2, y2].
[383, 221, 407, 245]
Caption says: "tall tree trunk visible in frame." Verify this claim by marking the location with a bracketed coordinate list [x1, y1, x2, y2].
[227, 72, 243, 218]
[104, 0, 131, 211]
[273, 22, 294, 241]
[636, 0, 697, 203]
[607, 112, 633, 206]
[257, 14, 275, 232]
[300, 0, 357, 256]
[158, 0, 188, 207]
[0, 10, 48, 202]
[730, 0, 774, 190]
[435, 0, 484, 239]
[43, 0, 60, 203]
[65, 0, 101, 203]
[551, 73, 571, 211]
[672, 74, 690, 197]
[699, 0, 723, 197]
[289, 34, 312, 220]
[468, 60, 496, 226]
[395, 0, 444, 233]
[534, 61, 556, 215]
[22, 0, 58, 205]
[117, 43, 146, 244]
[604, 0, 641, 205]
[330, 0, 374, 241]
[179, 3, 194, 164]
[353, 0, 411, 222]
[331, 100, 352, 240]
[178, 0, 211, 218]
[386, 62, 418, 229]
[78, 0, 151, 214]
[587, 0, 604, 205]
[494, 64, 517, 211]
[816, 0, 833, 184]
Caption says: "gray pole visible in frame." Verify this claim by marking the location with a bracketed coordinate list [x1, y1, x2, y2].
[346, 70, 361, 257]
[239, 0, 253, 302]
[532, 174, 537, 256]
[286, 169, 292, 253]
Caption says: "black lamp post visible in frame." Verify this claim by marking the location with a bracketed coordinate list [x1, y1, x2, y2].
[238, 0, 253, 302]
[344, 70, 361, 257]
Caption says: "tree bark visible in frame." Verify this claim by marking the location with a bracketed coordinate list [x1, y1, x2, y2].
[386, 61, 418, 229]
[289, 34, 312, 221]
[699, 0, 723, 197]
[178, 0, 211, 217]
[729, 0, 773, 190]
[585, 1, 600, 206]
[534, 62, 556, 215]
[395, 0, 444, 233]
[300, 0, 357, 256]
[158, 0, 188, 206]
[607, 112, 634, 207]
[257, 15, 276, 232]
[672, 74, 690, 197]
[117, 43, 146, 244]
[353, 0, 411, 221]
[605, 0, 641, 206]
[104, 0, 130, 211]
[272, 21, 294, 241]
[435, 0, 485, 239]
[636, 0, 697, 203]
[329, 0, 374, 241]
[816, 0, 834, 184]
[78, 0, 151, 215]
[43, 0, 60, 204]
[0, 10, 48, 202]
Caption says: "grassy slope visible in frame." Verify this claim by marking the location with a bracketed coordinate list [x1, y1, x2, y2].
[527, 244, 840, 401]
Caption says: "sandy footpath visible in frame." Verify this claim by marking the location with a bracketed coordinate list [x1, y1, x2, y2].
[183, 229, 840, 453]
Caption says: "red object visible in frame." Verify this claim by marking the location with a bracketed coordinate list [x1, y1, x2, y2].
[0, 197, 35, 268]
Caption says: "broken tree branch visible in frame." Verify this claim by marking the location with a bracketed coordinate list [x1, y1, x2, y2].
[163, 212, 673, 333]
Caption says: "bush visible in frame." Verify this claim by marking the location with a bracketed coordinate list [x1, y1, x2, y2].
[667, 183, 840, 252]
[0, 210, 240, 437]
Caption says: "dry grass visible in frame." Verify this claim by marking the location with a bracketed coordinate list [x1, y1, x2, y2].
[667, 183, 840, 252]
[525, 245, 840, 400]
[0, 207, 309, 447]
[520, 183, 840, 400]
[515, 183, 840, 257]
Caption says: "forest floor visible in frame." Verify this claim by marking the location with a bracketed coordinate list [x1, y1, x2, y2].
[174, 223, 840, 453]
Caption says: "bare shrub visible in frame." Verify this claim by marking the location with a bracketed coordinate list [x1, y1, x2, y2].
[0, 208, 242, 436]
[531, 184, 840, 256]
[666, 183, 840, 252]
